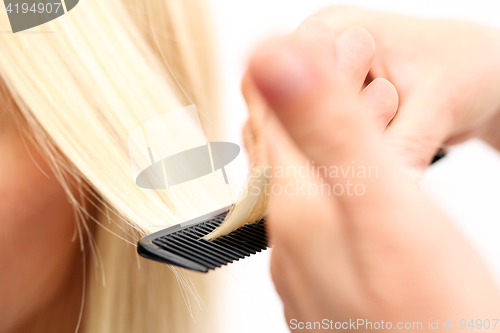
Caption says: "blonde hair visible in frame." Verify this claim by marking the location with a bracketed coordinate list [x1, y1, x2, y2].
[0, 0, 224, 331]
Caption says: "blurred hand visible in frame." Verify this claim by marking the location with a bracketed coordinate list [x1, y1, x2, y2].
[247, 19, 500, 330]
[306, 7, 500, 170]
[242, 14, 399, 166]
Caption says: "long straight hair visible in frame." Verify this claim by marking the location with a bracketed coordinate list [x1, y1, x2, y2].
[0, 0, 223, 331]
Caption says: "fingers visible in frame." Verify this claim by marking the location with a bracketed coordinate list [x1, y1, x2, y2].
[360, 78, 399, 131]
[295, 18, 374, 90]
[248, 27, 418, 230]
[295, 17, 448, 172]
[249, 33, 376, 173]
[334, 26, 375, 89]
[245, 20, 381, 167]
[309, 7, 452, 171]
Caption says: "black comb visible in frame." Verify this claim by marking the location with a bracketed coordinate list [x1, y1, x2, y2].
[137, 208, 268, 272]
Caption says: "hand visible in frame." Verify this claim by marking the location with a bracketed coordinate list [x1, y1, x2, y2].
[248, 19, 500, 329]
[310, 7, 500, 169]
[242, 20, 398, 166]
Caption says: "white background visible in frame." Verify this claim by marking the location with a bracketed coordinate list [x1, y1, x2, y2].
[206, 1, 500, 332]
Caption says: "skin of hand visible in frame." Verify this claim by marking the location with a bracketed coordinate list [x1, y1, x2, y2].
[304, 7, 500, 170]
[246, 19, 500, 331]
[242, 20, 399, 166]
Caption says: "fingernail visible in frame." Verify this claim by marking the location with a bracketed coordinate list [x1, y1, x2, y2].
[249, 43, 315, 106]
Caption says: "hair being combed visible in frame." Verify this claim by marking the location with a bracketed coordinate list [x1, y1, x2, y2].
[0, 0, 225, 331]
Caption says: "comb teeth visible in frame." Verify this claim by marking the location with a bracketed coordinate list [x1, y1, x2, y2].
[137, 209, 268, 272]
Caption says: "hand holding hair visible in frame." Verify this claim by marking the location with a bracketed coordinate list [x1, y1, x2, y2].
[248, 18, 500, 327]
